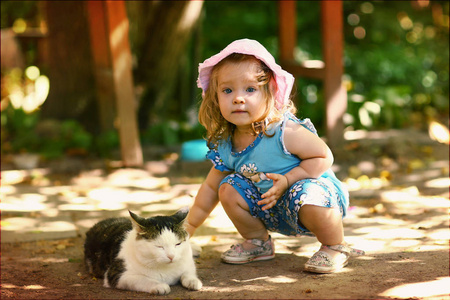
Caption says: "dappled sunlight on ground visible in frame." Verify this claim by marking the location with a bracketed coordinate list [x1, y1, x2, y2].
[380, 277, 450, 299]
[1, 128, 449, 299]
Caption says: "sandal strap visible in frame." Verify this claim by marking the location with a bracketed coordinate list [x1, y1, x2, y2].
[246, 235, 271, 247]
[324, 244, 365, 256]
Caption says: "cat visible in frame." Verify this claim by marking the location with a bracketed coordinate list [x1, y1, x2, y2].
[84, 208, 202, 295]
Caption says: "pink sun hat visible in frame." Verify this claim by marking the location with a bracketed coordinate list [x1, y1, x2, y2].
[197, 38, 295, 109]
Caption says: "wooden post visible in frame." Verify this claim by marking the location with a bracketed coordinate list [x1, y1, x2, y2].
[87, 0, 143, 167]
[321, 0, 346, 149]
[278, 0, 297, 63]
[86, 1, 116, 132]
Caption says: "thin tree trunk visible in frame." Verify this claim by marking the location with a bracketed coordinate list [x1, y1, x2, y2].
[41, 1, 98, 131]
[127, 1, 203, 129]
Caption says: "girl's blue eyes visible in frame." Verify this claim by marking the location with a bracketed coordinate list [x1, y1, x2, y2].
[222, 87, 256, 94]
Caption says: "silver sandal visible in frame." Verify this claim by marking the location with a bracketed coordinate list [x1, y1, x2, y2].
[304, 244, 365, 273]
[221, 235, 275, 264]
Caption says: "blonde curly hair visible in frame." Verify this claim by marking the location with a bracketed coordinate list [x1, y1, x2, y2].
[198, 53, 296, 146]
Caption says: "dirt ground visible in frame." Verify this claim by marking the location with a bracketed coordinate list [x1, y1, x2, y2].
[1, 129, 449, 299]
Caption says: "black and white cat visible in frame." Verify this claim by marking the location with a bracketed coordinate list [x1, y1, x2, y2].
[84, 209, 202, 295]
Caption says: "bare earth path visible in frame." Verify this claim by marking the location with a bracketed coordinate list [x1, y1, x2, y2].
[1, 129, 449, 299]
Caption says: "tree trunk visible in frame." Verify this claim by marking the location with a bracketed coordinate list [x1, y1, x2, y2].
[127, 1, 203, 129]
[41, 1, 98, 131]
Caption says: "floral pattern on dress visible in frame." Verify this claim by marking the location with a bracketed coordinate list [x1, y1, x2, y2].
[219, 173, 347, 237]
[206, 148, 232, 172]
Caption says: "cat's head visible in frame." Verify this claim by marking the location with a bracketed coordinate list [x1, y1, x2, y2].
[128, 209, 190, 264]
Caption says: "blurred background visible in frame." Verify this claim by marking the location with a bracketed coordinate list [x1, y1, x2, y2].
[1, 0, 448, 165]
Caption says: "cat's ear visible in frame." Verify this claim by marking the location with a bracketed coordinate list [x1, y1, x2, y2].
[129, 210, 146, 234]
[173, 206, 189, 224]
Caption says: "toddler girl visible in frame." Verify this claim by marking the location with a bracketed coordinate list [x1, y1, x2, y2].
[185, 39, 364, 273]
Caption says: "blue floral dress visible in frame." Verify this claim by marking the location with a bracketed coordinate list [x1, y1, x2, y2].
[207, 114, 349, 237]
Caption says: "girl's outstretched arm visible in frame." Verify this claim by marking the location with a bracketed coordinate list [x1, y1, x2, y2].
[185, 166, 230, 236]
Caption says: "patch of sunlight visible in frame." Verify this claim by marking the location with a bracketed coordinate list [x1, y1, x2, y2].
[125, 190, 173, 204]
[0, 185, 17, 195]
[231, 276, 270, 283]
[421, 196, 450, 209]
[201, 284, 273, 293]
[380, 277, 450, 299]
[132, 177, 170, 190]
[353, 223, 406, 234]
[170, 183, 202, 196]
[58, 204, 97, 212]
[365, 228, 425, 240]
[428, 121, 450, 144]
[68, 197, 89, 204]
[358, 256, 376, 260]
[411, 244, 449, 252]
[231, 275, 297, 284]
[170, 195, 194, 206]
[24, 285, 46, 290]
[1, 170, 28, 185]
[87, 187, 129, 202]
[105, 169, 170, 190]
[425, 177, 450, 189]
[21, 193, 47, 202]
[381, 188, 419, 203]
[347, 239, 385, 253]
[390, 239, 420, 248]
[96, 202, 126, 211]
[26, 257, 68, 264]
[1, 217, 38, 230]
[40, 220, 76, 232]
[266, 275, 297, 284]
[2, 283, 18, 289]
[428, 228, 450, 241]
[39, 185, 71, 196]
[204, 205, 235, 232]
[141, 203, 180, 214]
[0, 195, 49, 212]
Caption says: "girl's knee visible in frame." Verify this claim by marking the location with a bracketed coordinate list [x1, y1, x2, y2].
[218, 183, 238, 206]
[218, 183, 250, 212]
[299, 205, 342, 229]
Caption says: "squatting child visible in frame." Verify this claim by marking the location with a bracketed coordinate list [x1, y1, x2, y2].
[185, 39, 364, 273]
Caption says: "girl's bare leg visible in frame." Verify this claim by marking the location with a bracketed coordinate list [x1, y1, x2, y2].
[299, 205, 344, 256]
[219, 183, 269, 249]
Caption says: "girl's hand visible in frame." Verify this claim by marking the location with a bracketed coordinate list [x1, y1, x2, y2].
[258, 173, 289, 210]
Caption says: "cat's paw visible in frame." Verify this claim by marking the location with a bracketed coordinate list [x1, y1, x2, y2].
[181, 275, 202, 291]
[149, 283, 171, 295]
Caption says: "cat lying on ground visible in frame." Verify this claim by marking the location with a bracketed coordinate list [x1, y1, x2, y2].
[84, 208, 202, 295]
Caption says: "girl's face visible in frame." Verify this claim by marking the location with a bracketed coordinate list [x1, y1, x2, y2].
[216, 60, 267, 132]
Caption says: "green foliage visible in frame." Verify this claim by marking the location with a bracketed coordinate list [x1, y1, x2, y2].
[202, 0, 449, 132]
[1, 104, 93, 159]
[343, 1, 449, 130]
[1, 107, 41, 153]
[95, 130, 120, 158]
[1, 1, 40, 29]
[141, 120, 205, 147]
[2, 0, 448, 155]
